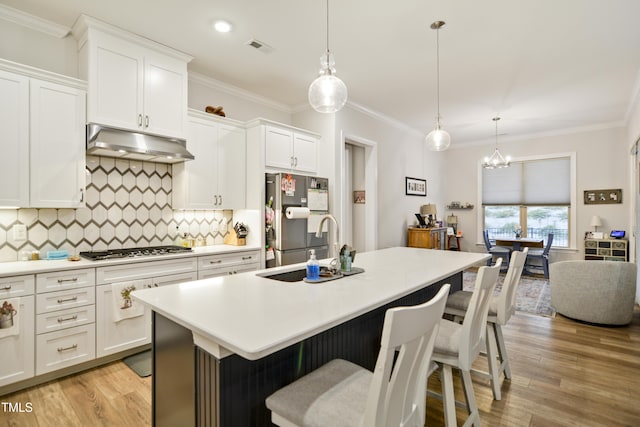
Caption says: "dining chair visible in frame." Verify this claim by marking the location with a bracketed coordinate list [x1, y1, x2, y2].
[483, 230, 510, 269]
[524, 233, 553, 278]
[443, 248, 528, 400]
[428, 259, 502, 427]
[265, 284, 450, 427]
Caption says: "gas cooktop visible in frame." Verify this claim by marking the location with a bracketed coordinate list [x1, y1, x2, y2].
[79, 245, 192, 261]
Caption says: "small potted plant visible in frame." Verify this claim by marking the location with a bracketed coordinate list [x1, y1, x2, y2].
[0, 300, 17, 329]
[120, 285, 136, 309]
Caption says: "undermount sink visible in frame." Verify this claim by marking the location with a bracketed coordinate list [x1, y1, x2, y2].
[258, 268, 308, 282]
[258, 267, 353, 283]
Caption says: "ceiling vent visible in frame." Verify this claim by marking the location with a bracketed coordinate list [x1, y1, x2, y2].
[245, 38, 273, 53]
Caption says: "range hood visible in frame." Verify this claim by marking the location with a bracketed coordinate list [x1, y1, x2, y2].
[86, 123, 194, 164]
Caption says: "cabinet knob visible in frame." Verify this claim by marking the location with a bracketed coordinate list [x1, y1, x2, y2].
[57, 344, 78, 352]
[57, 277, 79, 284]
[219, 195, 223, 205]
[138, 114, 143, 127]
[145, 115, 149, 128]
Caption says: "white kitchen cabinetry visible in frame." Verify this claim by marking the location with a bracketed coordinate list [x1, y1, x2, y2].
[35, 269, 96, 375]
[74, 15, 192, 139]
[0, 275, 35, 387]
[197, 250, 260, 280]
[0, 62, 86, 208]
[173, 111, 246, 210]
[265, 125, 318, 173]
[95, 259, 197, 357]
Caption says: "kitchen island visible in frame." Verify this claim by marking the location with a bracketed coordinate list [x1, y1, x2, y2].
[133, 247, 489, 426]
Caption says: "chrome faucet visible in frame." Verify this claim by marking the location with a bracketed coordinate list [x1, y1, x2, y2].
[316, 214, 339, 269]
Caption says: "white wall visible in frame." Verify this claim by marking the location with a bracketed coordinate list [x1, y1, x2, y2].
[443, 126, 631, 262]
[188, 73, 292, 124]
[333, 106, 446, 249]
[0, 20, 78, 77]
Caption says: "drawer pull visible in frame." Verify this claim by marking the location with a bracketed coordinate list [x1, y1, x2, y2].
[57, 296, 78, 304]
[57, 277, 79, 284]
[2, 285, 11, 290]
[241, 256, 253, 260]
[209, 260, 223, 264]
[57, 315, 78, 323]
[57, 344, 78, 353]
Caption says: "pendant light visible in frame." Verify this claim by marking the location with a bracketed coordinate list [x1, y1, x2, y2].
[425, 21, 451, 151]
[308, 0, 348, 113]
[482, 117, 511, 169]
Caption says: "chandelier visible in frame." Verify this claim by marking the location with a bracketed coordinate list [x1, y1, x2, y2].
[482, 117, 510, 169]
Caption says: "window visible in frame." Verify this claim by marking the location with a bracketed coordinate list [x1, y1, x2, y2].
[482, 156, 572, 248]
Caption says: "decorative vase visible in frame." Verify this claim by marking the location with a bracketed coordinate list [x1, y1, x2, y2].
[515, 231, 522, 238]
[0, 313, 14, 329]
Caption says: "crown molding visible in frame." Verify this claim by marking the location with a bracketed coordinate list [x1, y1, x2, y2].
[188, 72, 293, 114]
[451, 120, 626, 149]
[344, 100, 424, 137]
[0, 4, 70, 38]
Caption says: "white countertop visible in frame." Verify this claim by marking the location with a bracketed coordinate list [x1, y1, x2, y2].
[0, 244, 261, 277]
[132, 247, 489, 361]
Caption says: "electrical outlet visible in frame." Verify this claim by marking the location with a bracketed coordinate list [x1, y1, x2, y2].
[13, 224, 27, 241]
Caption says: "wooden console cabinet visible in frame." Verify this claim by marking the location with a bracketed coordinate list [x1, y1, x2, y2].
[584, 238, 628, 261]
[407, 227, 446, 250]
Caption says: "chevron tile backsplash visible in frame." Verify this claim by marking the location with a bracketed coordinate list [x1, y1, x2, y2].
[0, 156, 232, 262]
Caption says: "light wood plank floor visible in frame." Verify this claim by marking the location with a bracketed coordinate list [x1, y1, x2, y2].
[2, 308, 639, 426]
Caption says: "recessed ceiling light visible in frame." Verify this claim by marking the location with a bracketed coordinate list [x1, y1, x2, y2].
[213, 20, 232, 33]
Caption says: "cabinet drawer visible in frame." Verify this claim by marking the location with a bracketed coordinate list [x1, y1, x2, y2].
[36, 305, 96, 335]
[36, 287, 95, 314]
[97, 258, 197, 285]
[612, 241, 627, 250]
[198, 251, 260, 271]
[36, 323, 95, 375]
[198, 262, 260, 280]
[36, 268, 95, 293]
[584, 240, 597, 248]
[0, 275, 35, 298]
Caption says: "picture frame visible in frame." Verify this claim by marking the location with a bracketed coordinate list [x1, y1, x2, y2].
[592, 232, 604, 239]
[353, 191, 365, 204]
[583, 189, 622, 204]
[405, 177, 427, 196]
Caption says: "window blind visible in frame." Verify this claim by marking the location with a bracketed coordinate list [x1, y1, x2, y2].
[482, 157, 570, 205]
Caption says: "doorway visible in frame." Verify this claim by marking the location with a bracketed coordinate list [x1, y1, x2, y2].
[341, 134, 378, 252]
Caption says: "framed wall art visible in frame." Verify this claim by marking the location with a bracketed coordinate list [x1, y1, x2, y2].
[583, 189, 622, 205]
[405, 177, 427, 196]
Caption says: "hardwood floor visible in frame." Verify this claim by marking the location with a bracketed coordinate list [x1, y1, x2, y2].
[2, 308, 639, 426]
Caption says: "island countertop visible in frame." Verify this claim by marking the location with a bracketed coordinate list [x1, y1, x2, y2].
[132, 247, 489, 361]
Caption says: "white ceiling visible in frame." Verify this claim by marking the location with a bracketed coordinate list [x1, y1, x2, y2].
[3, 0, 640, 145]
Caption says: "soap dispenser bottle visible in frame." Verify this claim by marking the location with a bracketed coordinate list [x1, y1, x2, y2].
[306, 249, 320, 281]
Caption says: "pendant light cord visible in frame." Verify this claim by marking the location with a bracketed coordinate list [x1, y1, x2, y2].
[436, 25, 440, 121]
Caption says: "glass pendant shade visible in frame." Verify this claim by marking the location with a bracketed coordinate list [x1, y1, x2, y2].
[308, 52, 348, 113]
[426, 21, 450, 151]
[425, 122, 451, 151]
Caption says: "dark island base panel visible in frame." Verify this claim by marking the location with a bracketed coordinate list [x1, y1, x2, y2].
[152, 272, 461, 427]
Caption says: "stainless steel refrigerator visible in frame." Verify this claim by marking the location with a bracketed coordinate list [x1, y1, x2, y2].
[265, 173, 329, 267]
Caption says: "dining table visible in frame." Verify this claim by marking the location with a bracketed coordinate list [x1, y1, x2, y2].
[495, 237, 544, 251]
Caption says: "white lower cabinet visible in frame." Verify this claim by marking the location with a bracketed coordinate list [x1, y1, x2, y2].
[0, 275, 35, 387]
[197, 250, 261, 279]
[35, 269, 96, 375]
[36, 324, 95, 375]
[95, 259, 197, 357]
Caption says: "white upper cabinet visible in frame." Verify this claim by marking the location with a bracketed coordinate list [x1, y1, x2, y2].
[73, 15, 192, 139]
[264, 125, 318, 173]
[0, 69, 29, 207]
[30, 79, 86, 208]
[173, 111, 246, 210]
[0, 62, 86, 208]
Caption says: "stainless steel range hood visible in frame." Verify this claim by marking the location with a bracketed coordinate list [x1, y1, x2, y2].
[86, 123, 194, 163]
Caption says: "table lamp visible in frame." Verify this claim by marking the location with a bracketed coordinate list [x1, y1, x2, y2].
[590, 215, 602, 232]
[420, 204, 437, 227]
[447, 214, 458, 232]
